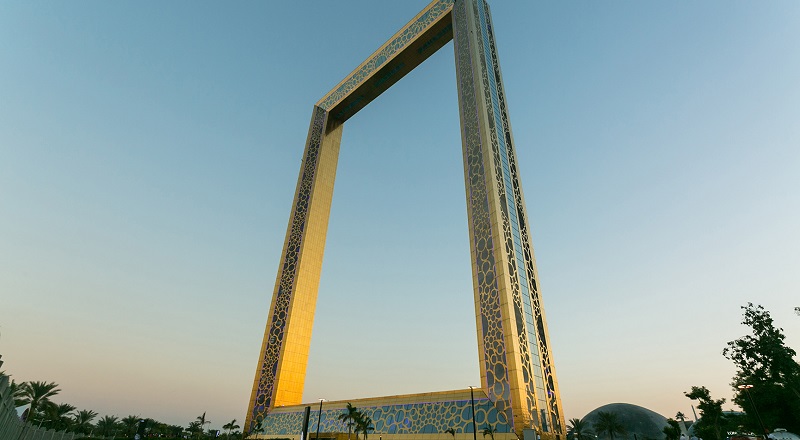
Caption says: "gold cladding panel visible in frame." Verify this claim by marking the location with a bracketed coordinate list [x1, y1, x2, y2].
[247, 0, 565, 436]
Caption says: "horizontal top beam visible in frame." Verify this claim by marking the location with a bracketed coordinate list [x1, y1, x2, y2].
[316, 0, 454, 124]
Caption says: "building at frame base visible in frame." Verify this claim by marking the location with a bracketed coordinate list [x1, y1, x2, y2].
[250, 390, 518, 440]
[246, 1, 565, 439]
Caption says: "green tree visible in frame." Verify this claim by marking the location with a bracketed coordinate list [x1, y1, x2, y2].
[5, 378, 27, 407]
[188, 420, 204, 438]
[193, 412, 211, 438]
[121, 415, 141, 436]
[12, 381, 26, 407]
[197, 412, 211, 429]
[354, 413, 374, 440]
[338, 403, 360, 440]
[567, 418, 594, 440]
[168, 424, 186, 438]
[663, 419, 681, 440]
[41, 402, 76, 430]
[592, 412, 626, 440]
[674, 412, 688, 434]
[19, 380, 61, 422]
[248, 417, 265, 437]
[684, 386, 726, 440]
[147, 418, 166, 437]
[223, 419, 241, 437]
[96, 415, 120, 437]
[482, 424, 497, 440]
[72, 409, 98, 435]
[723, 303, 800, 433]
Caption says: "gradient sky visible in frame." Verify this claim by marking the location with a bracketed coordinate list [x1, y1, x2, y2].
[2, 0, 799, 432]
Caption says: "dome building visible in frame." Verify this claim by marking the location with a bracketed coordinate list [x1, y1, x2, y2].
[582, 403, 669, 440]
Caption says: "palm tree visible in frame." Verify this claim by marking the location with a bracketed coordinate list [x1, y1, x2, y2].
[148, 419, 166, 437]
[96, 415, 120, 437]
[72, 409, 98, 435]
[169, 424, 186, 438]
[197, 412, 211, 432]
[338, 403, 360, 440]
[5, 379, 27, 408]
[121, 415, 141, 436]
[250, 418, 265, 436]
[567, 418, 594, 440]
[352, 411, 363, 439]
[593, 412, 626, 440]
[354, 414, 374, 440]
[188, 420, 204, 438]
[19, 381, 61, 421]
[223, 419, 241, 437]
[663, 419, 682, 440]
[482, 424, 496, 440]
[42, 402, 76, 430]
[446, 428, 456, 437]
[675, 412, 687, 429]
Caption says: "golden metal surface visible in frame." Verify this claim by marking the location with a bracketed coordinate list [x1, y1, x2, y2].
[247, 1, 565, 437]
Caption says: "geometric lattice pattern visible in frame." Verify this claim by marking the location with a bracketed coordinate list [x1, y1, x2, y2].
[246, 0, 565, 438]
[317, 1, 455, 113]
[261, 391, 512, 436]
[250, 106, 328, 419]
[454, 0, 564, 432]
[453, 0, 512, 427]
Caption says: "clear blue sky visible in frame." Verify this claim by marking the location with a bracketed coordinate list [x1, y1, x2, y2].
[2, 0, 799, 431]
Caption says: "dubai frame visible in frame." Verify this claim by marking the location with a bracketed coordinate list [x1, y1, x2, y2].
[247, 1, 565, 439]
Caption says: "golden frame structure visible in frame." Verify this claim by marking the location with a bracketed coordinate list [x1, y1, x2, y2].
[246, 1, 564, 437]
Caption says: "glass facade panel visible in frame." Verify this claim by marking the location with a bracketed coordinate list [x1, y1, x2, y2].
[475, 0, 549, 426]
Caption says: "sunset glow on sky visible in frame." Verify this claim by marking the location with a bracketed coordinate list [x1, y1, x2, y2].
[2, 0, 799, 432]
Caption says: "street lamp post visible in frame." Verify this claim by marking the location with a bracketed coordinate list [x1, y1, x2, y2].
[469, 386, 478, 440]
[737, 384, 767, 436]
[316, 399, 326, 440]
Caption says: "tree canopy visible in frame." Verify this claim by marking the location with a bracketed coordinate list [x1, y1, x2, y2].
[19, 380, 61, 422]
[685, 386, 726, 440]
[567, 417, 594, 440]
[338, 402, 360, 440]
[662, 419, 681, 440]
[723, 303, 800, 432]
[1, 368, 239, 439]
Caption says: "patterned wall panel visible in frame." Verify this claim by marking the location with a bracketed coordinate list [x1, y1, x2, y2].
[452, 0, 513, 428]
[247, 106, 328, 431]
[475, 0, 564, 433]
[469, 0, 541, 427]
[262, 399, 511, 436]
[317, 0, 455, 111]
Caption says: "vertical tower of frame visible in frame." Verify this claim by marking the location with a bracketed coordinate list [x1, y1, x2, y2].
[452, 0, 564, 435]
[245, 107, 343, 431]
